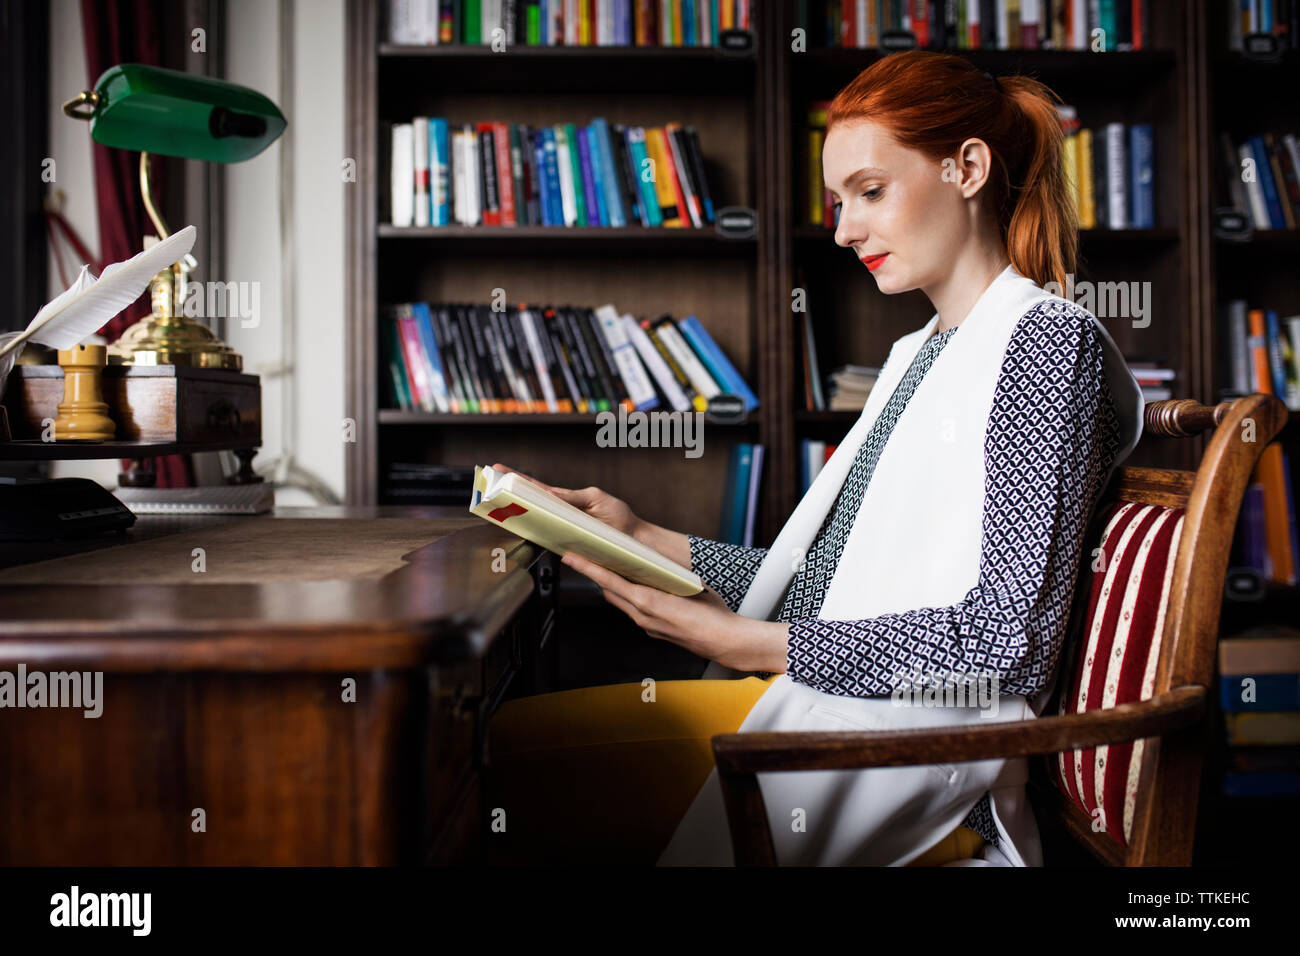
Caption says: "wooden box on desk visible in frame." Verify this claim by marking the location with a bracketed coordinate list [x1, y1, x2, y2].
[1, 364, 261, 445]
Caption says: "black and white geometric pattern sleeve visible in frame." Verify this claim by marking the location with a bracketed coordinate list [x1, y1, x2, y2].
[687, 534, 768, 613]
[785, 302, 1122, 699]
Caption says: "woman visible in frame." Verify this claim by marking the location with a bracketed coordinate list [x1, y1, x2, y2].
[484, 50, 1143, 867]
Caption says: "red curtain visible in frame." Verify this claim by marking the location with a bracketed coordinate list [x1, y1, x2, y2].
[81, 0, 194, 488]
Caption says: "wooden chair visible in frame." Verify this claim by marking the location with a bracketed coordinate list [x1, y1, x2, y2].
[712, 394, 1291, 866]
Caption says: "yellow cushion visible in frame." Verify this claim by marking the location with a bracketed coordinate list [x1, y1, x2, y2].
[905, 825, 986, 866]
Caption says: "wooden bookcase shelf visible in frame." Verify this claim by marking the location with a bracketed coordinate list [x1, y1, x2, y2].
[378, 410, 759, 427]
[377, 223, 758, 256]
[347, 0, 774, 540]
[346, 0, 1296, 556]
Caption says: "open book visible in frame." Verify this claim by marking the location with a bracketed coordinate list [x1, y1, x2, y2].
[469, 465, 703, 596]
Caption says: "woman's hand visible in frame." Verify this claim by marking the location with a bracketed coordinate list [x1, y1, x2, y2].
[559, 552, 789, 673]
[491, 462, 644, 537]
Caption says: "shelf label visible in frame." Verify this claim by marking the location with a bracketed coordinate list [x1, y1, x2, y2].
[718, 29, 754, 55]
[879, 30, 918, 51]
[715, 206, 757, 239]
[1213, 207, 1253, 242]
[1242, 33, 1282, 61]
[1224, 567, 1266, 602]
[705, 394, 747, 424]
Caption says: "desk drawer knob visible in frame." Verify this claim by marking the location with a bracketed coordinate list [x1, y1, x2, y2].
[206, 400, 242, 433]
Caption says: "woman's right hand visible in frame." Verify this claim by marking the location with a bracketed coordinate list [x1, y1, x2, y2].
[490, 462, 644, 537]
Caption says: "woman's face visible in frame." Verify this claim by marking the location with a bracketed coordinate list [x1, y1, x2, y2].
[823, 119, 982, 296]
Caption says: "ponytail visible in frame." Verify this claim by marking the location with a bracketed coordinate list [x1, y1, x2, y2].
[826, 51, 1077, 291]
[998, 76, 1077, 293]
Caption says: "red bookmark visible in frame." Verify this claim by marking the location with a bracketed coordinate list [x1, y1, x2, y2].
[488, 502, 528, 523]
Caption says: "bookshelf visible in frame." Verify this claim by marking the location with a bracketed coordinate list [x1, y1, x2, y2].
[346, 0, 781, 541]
[1203, 7, 1300, 635]
[345, 0, 1297, 559]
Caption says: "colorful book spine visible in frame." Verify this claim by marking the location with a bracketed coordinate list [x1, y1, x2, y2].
[412, 302, 451, 412]
[594, 305, 659, 410]
[590, 118, 627, 228]
[624, 314, 691, 411]
[1128, 123, 1154, 229]
[390, 123, 414, 227]
[677, 315, 760, 412]
[430, 118, 450, 225]
[625, 127, 664, 227]
[412, 117, 431, 227]
[564, 123, 589, 226]
[540, 126, 563, 226]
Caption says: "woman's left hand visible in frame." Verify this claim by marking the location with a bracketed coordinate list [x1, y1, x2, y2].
[560, 552, 788, 673]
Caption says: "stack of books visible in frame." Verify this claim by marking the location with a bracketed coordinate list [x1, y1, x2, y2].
[1217, 626, 1300, 798]
[800, 0, 1154, 51]
[388, 117, 716, 229]
[826, 365, 881, 411]
[1216, 132, 1300, 231]
[383, 301, 759, 415]
[387, 0, 753, 47]
[1057, 107, 1156, 230]
[1218, 302, 1300, 410]
[1127, 360, 1176, 402]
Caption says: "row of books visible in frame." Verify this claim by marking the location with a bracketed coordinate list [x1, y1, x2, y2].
[1226, 0, 1300, 53]
[383, 301, 759, 414]
[1216, 131, 1300, 232]
[1224, 298, 1300, 589]
[1217, 627, 1300, 797]
[387, 0, 753, 47]
[383, 463, 478, 505]
[388, 118, 717, 229]
[1057, 112, 1156, 230]
[800, 0, 1154, 51]
[1219, 301, 1300, 410]
[798, 438, 839, 495]
[1233, 449, 1298, 587]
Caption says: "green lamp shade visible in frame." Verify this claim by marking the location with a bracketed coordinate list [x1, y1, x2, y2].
[83, 63, 286, 163]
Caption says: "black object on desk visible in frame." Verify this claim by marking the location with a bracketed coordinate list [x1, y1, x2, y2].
[0, 476, 136, 540]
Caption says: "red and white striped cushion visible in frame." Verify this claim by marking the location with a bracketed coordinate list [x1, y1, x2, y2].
[1054, 500, 1186, 846]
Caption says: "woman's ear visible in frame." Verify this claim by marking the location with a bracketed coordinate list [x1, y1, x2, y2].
[955, 137, 994, 199]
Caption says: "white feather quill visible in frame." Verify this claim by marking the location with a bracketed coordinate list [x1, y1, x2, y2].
[0, 225, 197, 369]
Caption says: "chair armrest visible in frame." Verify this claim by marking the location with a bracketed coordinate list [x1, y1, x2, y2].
[711, 684, 1206, 775]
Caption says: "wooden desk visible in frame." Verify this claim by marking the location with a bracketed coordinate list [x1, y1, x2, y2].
[0, 506, 557, 865]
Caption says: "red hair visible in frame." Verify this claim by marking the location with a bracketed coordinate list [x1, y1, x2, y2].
[826, 51, 1076, 291]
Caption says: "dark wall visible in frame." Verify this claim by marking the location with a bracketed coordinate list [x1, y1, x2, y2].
[0, 0, 50, 333]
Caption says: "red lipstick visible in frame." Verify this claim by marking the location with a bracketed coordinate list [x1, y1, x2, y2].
[860, 253, 888, 271]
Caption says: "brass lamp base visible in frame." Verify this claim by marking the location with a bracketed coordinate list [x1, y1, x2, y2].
[109, 236, 243, 370]
[109, 314, 243, 370]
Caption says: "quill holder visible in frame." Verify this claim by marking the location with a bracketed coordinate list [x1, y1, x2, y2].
[52, 344, 115, 442]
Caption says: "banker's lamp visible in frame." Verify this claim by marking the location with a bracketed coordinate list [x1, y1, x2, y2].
[63, 64, 286, 369]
